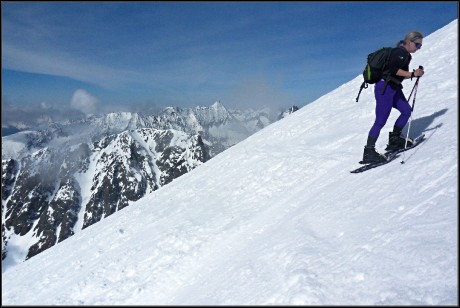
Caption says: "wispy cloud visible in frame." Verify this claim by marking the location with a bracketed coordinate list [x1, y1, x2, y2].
[2, 43, 146, 89]
[2, 2, 317, 93]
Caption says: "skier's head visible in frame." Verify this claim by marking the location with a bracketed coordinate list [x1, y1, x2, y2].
[398, 31, 424, 53]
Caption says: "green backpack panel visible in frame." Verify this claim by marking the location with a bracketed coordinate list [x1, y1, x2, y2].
[355, 47, 393, 102]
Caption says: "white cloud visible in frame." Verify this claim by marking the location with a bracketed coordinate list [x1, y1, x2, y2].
[40, 102, 51, 109]
[70, 89, 98, 114]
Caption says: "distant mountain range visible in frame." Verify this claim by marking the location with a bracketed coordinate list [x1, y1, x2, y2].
[2, 102, 298, 263]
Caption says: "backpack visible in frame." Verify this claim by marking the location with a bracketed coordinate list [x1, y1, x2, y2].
[355, 47, 393, 102]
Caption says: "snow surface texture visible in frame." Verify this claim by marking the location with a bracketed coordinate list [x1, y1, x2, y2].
[2, 19, 457, 305]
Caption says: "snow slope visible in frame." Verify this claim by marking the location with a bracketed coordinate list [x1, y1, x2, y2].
[2, 19, 457, 305]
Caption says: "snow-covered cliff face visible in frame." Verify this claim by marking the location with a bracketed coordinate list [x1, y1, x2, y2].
[2, 128, 207, 261]
[1, 102, 297, 263]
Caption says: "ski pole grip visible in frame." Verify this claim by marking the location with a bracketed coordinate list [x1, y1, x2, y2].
[415, 65, 423, 80]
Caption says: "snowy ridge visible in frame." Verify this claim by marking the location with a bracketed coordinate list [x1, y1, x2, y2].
[2, 102, 280, 161]
[1, 19, 457, 305]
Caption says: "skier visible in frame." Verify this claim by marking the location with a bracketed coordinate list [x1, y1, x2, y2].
[362, 31, 425, 163]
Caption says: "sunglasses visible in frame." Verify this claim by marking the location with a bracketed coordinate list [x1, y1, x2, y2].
[413, 42, 422, 49]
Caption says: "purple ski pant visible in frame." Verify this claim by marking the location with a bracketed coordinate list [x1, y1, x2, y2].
[368, 80, 412, 139]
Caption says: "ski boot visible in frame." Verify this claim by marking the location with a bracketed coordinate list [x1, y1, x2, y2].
[362, 146, 387, 164]
[385, 132, 414, 151]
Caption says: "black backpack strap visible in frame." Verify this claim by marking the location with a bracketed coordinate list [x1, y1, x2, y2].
[355, 81, 368, 102]
[380, 76, 401, 95]
[381, 79, 389, 95]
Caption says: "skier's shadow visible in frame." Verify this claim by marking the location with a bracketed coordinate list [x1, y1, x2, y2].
[402, 108, 447, 137]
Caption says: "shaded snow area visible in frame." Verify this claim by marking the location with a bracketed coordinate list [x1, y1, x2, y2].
[2, 19, 457, 305]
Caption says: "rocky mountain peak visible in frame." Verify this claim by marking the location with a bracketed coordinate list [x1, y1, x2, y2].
[1, 102, 298, 265]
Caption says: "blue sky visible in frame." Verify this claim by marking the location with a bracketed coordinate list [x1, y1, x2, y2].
[2, 1, 458, 115]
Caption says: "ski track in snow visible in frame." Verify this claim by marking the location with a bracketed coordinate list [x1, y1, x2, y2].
[2, 19, 457, 305]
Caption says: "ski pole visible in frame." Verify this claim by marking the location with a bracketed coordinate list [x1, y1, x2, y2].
[401, 66, 423, 164]
[406, 76, 419, 103]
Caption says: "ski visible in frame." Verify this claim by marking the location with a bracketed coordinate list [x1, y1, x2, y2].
[350, 134, 425, 174]
[350, 152, 399, 173]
